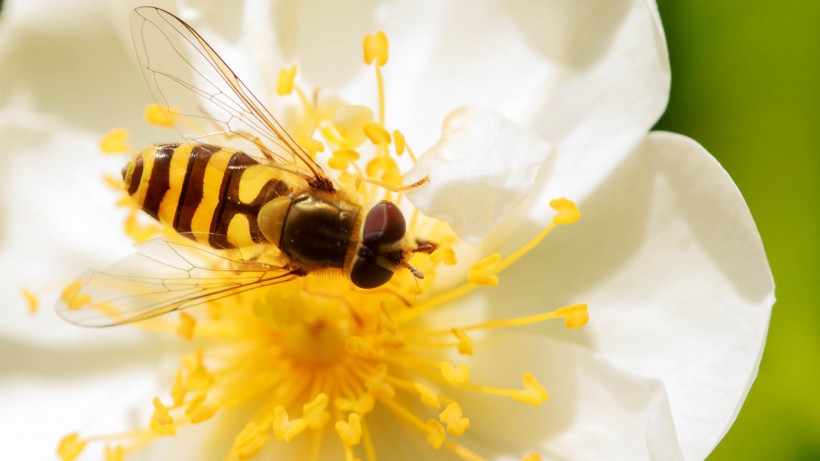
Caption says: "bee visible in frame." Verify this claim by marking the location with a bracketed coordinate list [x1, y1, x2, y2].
[57, 7, 432, 327]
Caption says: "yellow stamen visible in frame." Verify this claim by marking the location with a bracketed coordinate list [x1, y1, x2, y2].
[557, 304, 589, 328]
[333, 105, 374, 148]
[413, 382, 441, 409]
[105, 445, 124, 461]
[440, 363, 470, 385]
[451, 329, 474, 355]
[329, 149, 361, 171]
[522, 454, 543, 461]
[273, 406, 309, 442]
[60, 281, 91, 311]
[335, 412, 363, 446]
[467, 253, 501, 286]
[335, 393, 375, 415]
[431, 246, 457, 266]
[363, 122, 392, 146]
[277, 65, 297, 95]
[57, 433, 87, 461]
[362, 31, 388, 67]
[439, 403, 470, 436]
[100, 128, 132, 154]
[150, 397, 175, 435]
[393, 129, 406, 155]
[512, 372, 549, 406]
[22, 288, 38, 314]
[170, 370, 186, 406]
[550, 197, 581, 224]
[234, 417, 272, 460]
[426, 419, 446, 449]
[176, 312, 196, 339]
[303, 393, 331, 429]
[144, 104, 178, 128]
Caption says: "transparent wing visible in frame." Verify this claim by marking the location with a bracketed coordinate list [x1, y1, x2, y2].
[57, 238, 302, 327]
[131, 6, 331, 188]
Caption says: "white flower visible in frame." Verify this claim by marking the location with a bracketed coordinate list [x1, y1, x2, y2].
[0, 1, 772, 461]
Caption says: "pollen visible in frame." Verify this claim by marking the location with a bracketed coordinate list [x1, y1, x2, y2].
[22, 288, 38, 314]
[522, 453, 543, 461]
[414, 382, 442, 409]
[439, 402, 470, 436]
[426, 419, 446, 449]
[100, 128, 132, 154]
[176, 312, 196, 339]
[144, 103, 178, 128]
[512, 372, 550, 407]
[273, 406, 309, 442]
[277, 65, 297, 95]
[57, 433, 87, 461]
[452, 328, 474, 355]
[441, 362, 470, 385]
[431, 245, 458, 265]
[467, 253, 502, 286]
[364, 122, 392, 146]
[550, 197, 581, 224]
[363, 30, 389, 66]
[557, 303, 589, 329]
[393, 129, 406, 155]
[335, 412, 363, 446]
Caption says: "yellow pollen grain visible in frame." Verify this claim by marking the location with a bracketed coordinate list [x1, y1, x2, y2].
[413, 382, 441, 409]
[170, 370, 186, 406]
[451, 328, 474, 355]
[57, 433, 87, 461]
[439, 403, 470, 436]
[144, 104, 178, 128]
[105, 445, 124, 461]
[522, 454, 543, 461]
[550, 197, 581, 224]
[61, 281, 91, 311]
[335, 412, 362, 446]
[329, 149, 360, 171]
[512, 372, 549, 407]
[150, 397, 175, 435]
[440, 363, 470, 385]
[124, 212, 160, 242]
[363, 31, 388, 66]
[363, 122, 391, 145]
[176, 312, 196, 339]
[235, 418, 272, 460]
[431, 246, 457, 266]
[425, 419, 446, 449]
[557, 303, 589, 329]
[100, 128, 132, 154]
[277, 65, 297, 95]
[273, 406, 309, 442]
[185, 393, 217, 424]
[467, 253, 502, 286]
[303, 393, 331, 429]
[22, 288, 39, 314]
[335, 393, 375, 415]
[393, 129, 406, 155]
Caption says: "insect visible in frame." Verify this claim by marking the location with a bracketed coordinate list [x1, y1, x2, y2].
[57, 7, 431, 327]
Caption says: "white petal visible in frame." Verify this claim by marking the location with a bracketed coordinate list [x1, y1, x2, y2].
[469, 132, 772, 459]
[0, 339, 174, 460]
[406, 108, 552, 243]
[0, 109, 133, 345]
[453, 333, 683, 460]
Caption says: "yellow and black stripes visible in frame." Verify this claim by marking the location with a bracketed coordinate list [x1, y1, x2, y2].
[124, 143, 289, 249]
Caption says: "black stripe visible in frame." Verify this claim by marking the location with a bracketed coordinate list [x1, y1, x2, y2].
[176, 144, 220, 235]
[142, 145, 175, 220]
[210, 152, 258, 249]
[127, 155, 143, 196]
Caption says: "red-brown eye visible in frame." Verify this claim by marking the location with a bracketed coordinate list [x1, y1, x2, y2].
[362, 201, 406, 245]
[350, 251, 394, 288]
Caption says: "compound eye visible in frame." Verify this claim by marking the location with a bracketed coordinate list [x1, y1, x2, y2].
[350, 256, 394, 289]
[362, 201, 406, 245]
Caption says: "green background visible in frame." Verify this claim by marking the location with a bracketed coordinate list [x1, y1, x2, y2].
[655, 2, 820, 459]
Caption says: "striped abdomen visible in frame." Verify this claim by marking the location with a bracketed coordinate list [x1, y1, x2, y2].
[123, 143, 289, 249]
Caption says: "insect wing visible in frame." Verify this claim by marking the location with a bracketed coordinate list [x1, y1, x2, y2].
[57, 238, 300, 327]
[130, 7, 327, 182]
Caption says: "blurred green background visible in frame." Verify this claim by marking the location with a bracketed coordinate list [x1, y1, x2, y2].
[655, 1, 820, 459]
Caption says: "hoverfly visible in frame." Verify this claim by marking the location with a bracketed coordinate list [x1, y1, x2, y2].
[57, 7, 431, 327]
